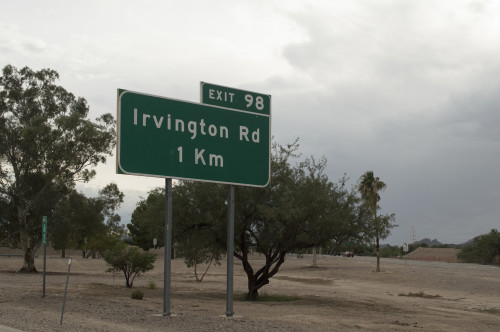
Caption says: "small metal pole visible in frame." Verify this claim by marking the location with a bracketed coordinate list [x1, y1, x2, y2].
[42, 242, 47, 297]
[42, 216, 47, 297]
[60, 258, 72, 325]
[226, 185, 235, 317]
[163, 178, 172, 316]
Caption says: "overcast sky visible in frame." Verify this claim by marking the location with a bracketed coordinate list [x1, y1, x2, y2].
[2, 0, 499, 245]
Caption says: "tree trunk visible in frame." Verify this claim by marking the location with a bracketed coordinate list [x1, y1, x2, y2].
[19, 208, 37, 272]
[196, 258, 213, 282]
[374, 209, 380, 272]
[312, 247, 317, 268]
[61, 248, 66, 258]
[247, 276, 259, 300]
[239, 251, 287, 300]
[125, 272, 133, 288]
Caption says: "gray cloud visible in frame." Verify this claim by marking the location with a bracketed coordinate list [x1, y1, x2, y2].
[2, 0, 499, 245]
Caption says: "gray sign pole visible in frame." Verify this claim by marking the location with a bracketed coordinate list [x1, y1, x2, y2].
[42, 216, 47, 297]
[163, 178, 173, 316]
[42, 243, 47, 296]
[226, 185, 235, 317]
[60, 258, 72, 325]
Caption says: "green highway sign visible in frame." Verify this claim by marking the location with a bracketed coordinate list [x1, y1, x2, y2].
[200, 82, 271, 116]
[42, 216, 47, 245]
[117, 89, 271, 187]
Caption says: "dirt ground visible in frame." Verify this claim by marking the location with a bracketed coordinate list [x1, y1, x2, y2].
[1, 252, 500, 331]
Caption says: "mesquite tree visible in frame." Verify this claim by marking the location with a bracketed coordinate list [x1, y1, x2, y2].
[133, 140, 365, 300]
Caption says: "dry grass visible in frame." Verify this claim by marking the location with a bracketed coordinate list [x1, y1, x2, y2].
[398, 291, 441, 299]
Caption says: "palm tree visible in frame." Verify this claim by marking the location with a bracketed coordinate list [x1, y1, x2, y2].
[358, 171, 386, 272]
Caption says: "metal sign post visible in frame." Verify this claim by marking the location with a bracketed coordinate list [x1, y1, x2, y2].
[226, 185, 235, 317]
[200, 82, 271, 317]
[60, 258, 72, 325]
[42, 216, 47, 297]
[163, 178, 173, 316]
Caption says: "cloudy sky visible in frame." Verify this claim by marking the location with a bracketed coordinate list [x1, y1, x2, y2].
[1, 0, 499, 245]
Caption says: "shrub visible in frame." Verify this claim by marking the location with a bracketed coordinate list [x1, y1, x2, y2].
[103, 244, 156, 288]
[458, 229, 500, 264]
[131, 289, 144, 300]
[398, 291, 441, 299]
[147, 281, 156, 289]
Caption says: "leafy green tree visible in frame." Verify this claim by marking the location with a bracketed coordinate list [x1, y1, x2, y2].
[0, 194, 18, 247]
[130, 140, 366, 299]
[379, 245, 402, 258]
[172, 181, 225, 281]
[103, 244, 157, 288]
[96, 183, 125, 234]
[357, 171, 396, 272]
[458, 229, 500, 264]
[175, 141, 363, 300]
[176, 229, 223, 282]
[127, 188, 165, 250]
[0, 65, 115, 271]
[50, 190, 89, 257]
[50, 183, 124, 258]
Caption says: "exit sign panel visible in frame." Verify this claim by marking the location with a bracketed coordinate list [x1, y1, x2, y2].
[117, 90, 270, 187]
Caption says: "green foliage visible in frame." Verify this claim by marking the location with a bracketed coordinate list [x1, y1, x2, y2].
[176, 140, 365, 299]
[49, 183, 124, 258]
[129, 139, 372, 299]
[103, 244, 156, 288]
[50, 190, 102, 255]
[172, 181, 226, 281]
[86, 233, 122, 258]
[147, 281, 156, 289]
[474, 306, 500, 315]
[380, 245, 402, 258]
[127, 188, 165, 250]
[431, 244, 458, 249]
[0, 64, 115, 271]
[458, 229, 500, 264]
[130, 289, 144, 300]
[96, 183, 125, 234]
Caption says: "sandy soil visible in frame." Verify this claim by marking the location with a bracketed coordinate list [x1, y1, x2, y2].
[1, 252, 500, 331]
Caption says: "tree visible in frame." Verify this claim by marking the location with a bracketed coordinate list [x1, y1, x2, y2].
[129, 140, 366, 299]
[50, 190, 89, 258]
[458, 229, 500, 264]
[96, 183, 125, 234]
[174, 141, 364, 300]
[127, 188, 165, 250]
[0, 65, 115, 271]
[176, 229, 223, 282]
[50, 183, 124, 258]
[172, 181, 225, 281]
[103, 244, 156, 288]
[357, 171, 396, 272]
